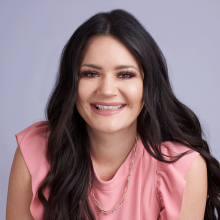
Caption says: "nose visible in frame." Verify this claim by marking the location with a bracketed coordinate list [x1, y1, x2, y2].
[96, 74, 118, 97]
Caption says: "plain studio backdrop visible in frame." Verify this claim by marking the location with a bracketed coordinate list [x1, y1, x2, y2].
[0, 0, 219, 218]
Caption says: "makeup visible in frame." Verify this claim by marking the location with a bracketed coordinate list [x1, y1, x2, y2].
[80, 69, 137, 79]
[90, 102, 126, 116]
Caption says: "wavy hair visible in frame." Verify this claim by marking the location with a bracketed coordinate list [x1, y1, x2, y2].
[37, 9, 220, 219]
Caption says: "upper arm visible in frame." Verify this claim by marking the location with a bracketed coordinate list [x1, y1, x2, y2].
[6, 146, 34, 220]
[177, 154, 208, 220]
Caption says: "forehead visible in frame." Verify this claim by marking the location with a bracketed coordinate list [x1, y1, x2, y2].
[79, 35, 142, 72]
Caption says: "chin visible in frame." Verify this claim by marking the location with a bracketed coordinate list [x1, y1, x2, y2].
[97, 125, 123, 134]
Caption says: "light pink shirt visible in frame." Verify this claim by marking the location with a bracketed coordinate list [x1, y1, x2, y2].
[15, 121, 200, 220]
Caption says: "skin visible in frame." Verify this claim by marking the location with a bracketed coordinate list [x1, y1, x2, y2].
[75, 35, 144, 181]
[6, 146, 34, 220]
[75, 35, 208, 219]
[6, 35, 207, 219]
[178, 154, 208, 219]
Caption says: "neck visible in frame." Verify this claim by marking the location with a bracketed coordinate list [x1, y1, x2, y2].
[87, 122, 137, 181]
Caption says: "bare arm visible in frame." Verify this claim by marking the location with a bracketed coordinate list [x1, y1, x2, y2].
[177, 154, 208, 220]
[6, 146, 34, 220]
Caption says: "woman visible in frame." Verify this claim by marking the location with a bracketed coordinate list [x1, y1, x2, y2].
[6, 9, 220, 220]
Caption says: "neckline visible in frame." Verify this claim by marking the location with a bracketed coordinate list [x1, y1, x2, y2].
[92, 137, 144, 191]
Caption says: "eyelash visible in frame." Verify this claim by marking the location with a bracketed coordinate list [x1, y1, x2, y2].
[80, 69, 137, 79]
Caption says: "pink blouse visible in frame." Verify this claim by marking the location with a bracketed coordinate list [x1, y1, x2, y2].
[15, 121, 200, 220]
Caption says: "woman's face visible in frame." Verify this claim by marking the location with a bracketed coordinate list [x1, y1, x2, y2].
[75, 35, 144, 134]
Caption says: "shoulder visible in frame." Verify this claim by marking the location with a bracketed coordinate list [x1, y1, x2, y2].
[7, 121, 51, 219]
[177, 154, 207, 219]
[15, 121, 50, 175]
[159, 141, 201, 178]
[185, 153, 207, 182]
[15, 120, 49, 144]
[155, 141, 206, 220]
[6, 146, 34, 219]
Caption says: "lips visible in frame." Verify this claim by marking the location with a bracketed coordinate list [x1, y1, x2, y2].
[90, 102, 126, 116]
[90, 102, 126, 106]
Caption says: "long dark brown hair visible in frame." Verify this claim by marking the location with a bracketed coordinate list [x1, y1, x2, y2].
[37, 9, 220, 219]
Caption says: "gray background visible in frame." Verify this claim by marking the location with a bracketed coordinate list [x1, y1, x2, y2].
[1, 0, 219, 218]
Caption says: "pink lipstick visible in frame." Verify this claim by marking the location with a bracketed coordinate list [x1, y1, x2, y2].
[90, 102, 126, 116]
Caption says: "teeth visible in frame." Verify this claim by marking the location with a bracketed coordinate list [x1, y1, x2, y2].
[95, 104, 123, 110]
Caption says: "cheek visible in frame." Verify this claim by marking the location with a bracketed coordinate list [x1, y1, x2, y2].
[77, 80, 94, 103]
[122, 81, 143, 106]
[77, 82, 87, 103]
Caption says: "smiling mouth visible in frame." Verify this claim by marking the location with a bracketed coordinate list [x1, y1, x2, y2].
[92, 104, 125, 111]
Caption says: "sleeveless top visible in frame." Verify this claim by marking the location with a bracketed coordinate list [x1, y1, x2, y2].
[15, 121, 200, 220]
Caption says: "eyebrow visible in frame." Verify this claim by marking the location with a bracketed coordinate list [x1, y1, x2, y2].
[81, 64, 139, 71]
